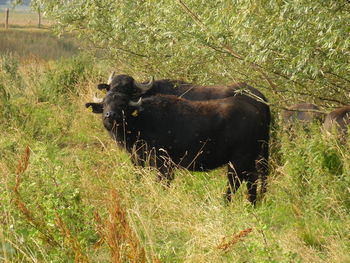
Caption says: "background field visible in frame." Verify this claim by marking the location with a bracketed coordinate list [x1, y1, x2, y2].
[0, 9, 78, 60]
[0, 9, 50, 28]
[1, 9, 350, 263]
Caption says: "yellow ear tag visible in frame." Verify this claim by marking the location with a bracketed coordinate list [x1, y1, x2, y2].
[131, 109, 139, 117]
[89, 106, 93, 112]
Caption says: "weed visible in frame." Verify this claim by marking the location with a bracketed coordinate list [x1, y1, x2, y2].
[94, 189, 150, 263]
[216, 228, 253, 253]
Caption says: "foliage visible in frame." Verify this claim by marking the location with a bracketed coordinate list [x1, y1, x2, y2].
[27, 0, 350, 107]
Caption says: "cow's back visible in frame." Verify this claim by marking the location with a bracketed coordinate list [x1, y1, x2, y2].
[145, 80, 267, 102]
[323, 106, 350, 136]
[129, 95, 269, 170]
[282, 103, 323, 124]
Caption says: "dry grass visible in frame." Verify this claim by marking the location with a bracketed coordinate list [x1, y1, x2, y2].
[94, 189, 150, 263]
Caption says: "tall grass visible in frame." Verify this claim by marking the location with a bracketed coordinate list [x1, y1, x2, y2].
[0, 52, 350, 262]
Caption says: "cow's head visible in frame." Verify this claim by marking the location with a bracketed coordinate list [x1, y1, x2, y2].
[86, 91, 143, 131]
[97, 72, 154, 97]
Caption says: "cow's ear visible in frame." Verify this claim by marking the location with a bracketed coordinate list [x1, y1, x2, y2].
[85, 103, 103, 113]
[97, 83, 110, 91]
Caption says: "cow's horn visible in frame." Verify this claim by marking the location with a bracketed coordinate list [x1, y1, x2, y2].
[129, 97, 142, 107]
[107, 71, 116, 85]
[93, 93, 103, 103]
[134, 76, 154, 91]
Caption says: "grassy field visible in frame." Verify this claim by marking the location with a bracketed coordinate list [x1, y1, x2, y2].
[0, 10, 78, 60]
[1, 18, 350, 263]
[0, 29, 80, 60]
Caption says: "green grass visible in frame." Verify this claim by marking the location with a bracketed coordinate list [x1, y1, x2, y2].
[1, 46, 350, 261]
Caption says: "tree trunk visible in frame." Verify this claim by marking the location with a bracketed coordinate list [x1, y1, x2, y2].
[38, 8, 41, 28]
[5, 8, 9, 29]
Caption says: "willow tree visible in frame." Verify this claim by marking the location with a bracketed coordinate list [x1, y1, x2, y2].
[32, 0, 350, 106]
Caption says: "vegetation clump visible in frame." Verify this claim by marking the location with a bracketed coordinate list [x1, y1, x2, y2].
[1, 2, 350, 262]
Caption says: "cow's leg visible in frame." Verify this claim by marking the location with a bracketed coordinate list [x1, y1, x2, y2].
[225, 162, 242, 202]
[256, 139, 269, 197]
[156, 154, 175, 186]
[246, 171, 258, 205]
[157, 165, 174, 186]
[226, 157, 257, 204]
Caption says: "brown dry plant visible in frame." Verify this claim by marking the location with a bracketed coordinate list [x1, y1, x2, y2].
[13, 147, 90, 261]
[55, 212, 90, 263]
[94, 189, 161, 263]
[216, 228, 253, 253]
[13, 146, 60, 247]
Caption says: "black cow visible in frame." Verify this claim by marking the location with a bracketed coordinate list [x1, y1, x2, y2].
[323, 106, 350, 141]
[282, 103, 324, 125]
[86, 90, 270, 204]
[97, 72, 267, 102]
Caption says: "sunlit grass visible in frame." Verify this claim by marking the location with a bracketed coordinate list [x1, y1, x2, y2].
[0, 53, 350, 262]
